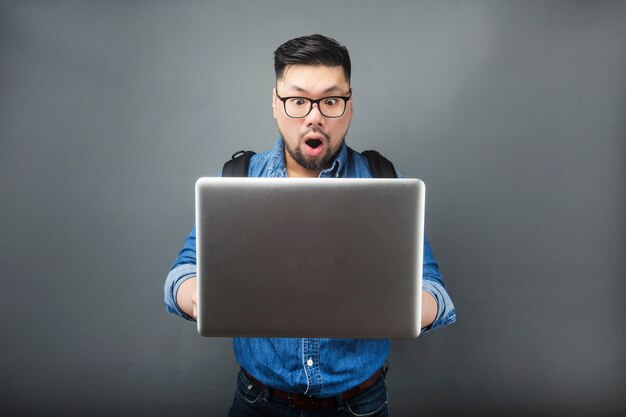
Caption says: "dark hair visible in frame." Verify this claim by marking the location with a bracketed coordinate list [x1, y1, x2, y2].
[274, 34, 351, 83]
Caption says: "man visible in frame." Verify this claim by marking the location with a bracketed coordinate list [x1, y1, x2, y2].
[165, 34, 456, 417]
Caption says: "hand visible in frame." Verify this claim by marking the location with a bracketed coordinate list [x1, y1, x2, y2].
[191, 286, 198, 320]
[421, 290, 437, 329]
[176, 277, 199, 320]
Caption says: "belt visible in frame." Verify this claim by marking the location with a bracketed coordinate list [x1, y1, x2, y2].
[243, 368, 383, 411]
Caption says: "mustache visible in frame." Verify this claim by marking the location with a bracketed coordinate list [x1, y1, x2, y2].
[299, 127, 330, 142]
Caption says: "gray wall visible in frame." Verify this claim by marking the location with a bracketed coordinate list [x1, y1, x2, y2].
[1, 1, 624, 416]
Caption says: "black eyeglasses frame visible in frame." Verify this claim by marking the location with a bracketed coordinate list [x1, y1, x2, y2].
[275, 89, 352, 118]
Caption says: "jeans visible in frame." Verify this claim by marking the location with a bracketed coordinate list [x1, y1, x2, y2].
[227, 368, 389, 417]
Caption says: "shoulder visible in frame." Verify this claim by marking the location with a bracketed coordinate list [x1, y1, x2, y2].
[247, 140, 286, 177]
[347, 146, 401, 178]
[249, 148, 274, 164]
[347, 146, 368, 165]
[344, 145, 373, 178]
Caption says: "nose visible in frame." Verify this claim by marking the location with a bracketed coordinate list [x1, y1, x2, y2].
[304, 102, 324, 127]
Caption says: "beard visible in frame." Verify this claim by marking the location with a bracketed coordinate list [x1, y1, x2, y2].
[281, 127, 346, 172]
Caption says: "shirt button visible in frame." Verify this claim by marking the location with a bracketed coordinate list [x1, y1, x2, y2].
[307, 358, 313, 367]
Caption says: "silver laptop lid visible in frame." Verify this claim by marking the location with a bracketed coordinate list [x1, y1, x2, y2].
[195, 177, 425, 339]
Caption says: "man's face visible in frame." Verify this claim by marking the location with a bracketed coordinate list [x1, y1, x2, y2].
[273, 65, 352, 175]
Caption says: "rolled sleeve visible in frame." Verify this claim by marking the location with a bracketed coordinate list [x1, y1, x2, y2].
[422, 277, 456, 332]
[164, 263, 197, 321]
[420, 234, 457, 333]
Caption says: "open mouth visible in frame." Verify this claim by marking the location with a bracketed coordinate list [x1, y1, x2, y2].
[305, 138, 323, 149]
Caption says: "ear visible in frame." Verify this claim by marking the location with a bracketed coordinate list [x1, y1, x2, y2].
[348, 92, 353, 116]
[272, 88, 277, 120]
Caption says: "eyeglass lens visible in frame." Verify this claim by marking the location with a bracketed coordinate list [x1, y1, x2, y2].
[284, 97, 347, 118]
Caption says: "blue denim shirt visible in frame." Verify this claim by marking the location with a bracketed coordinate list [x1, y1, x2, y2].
[164, 138, 456, 397]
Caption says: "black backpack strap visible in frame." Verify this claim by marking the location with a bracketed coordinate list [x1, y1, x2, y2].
[361, 150, 398, 178]
[222, 150, 256, 177]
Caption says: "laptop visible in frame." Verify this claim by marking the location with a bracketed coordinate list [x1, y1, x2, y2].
[195, 177, 425, 339]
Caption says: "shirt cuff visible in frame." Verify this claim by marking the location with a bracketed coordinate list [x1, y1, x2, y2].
[164, 263, 197, 321]
[421, 277, 457, 333]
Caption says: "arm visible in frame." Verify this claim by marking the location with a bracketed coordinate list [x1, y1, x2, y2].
[420, 234, 457, 332]
[393, 172, 455, 331]
[164, 226, 198, 321]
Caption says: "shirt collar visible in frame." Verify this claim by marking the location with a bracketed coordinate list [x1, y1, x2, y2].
[265, 138, 288, 177]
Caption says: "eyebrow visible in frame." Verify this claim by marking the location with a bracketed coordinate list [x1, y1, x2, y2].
[287, 85, 349, 95]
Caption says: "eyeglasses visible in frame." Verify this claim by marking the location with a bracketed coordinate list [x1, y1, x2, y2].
[276, 89, 352, 118]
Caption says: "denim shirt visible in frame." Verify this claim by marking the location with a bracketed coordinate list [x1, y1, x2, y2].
[164, 138, 456, 397]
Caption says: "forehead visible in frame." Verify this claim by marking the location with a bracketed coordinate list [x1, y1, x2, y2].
[277, 65, 349, 94]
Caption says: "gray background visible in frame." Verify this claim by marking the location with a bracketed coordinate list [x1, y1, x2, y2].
[1, 1, 624, 416]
